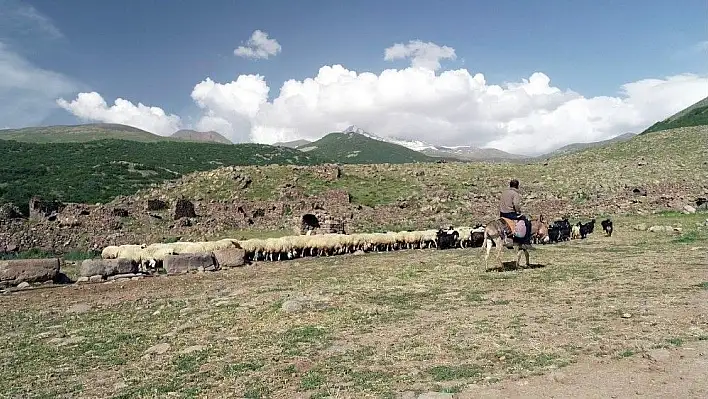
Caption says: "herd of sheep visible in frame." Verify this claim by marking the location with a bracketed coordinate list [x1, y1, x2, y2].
[101, 226, 487, 271]
[101, 217, 613, 272]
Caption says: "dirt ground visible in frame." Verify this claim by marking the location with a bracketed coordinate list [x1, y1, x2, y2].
[1, 213, 706, 398]
[457, 339, 708, 398]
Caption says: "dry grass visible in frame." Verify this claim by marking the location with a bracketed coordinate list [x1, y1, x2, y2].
[1, 213, 707, 398]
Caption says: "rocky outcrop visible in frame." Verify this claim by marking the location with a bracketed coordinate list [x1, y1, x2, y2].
[0, 203, 23, 220]
[79, 258, 137, 277]
[212, 248, 246, 268]
[0, 258, 60, 286]
[163, 253, 215, 274]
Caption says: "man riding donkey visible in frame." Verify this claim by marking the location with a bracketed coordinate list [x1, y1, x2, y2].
[481, 178, 548, 270]
[498, 178, 534, 248]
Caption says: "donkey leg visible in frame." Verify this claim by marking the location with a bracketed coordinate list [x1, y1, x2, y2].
[484, 238, 493, 268]
[495, 238, 504, 269]
[524, 248, 530, 267]
[515, 246, 523, 269]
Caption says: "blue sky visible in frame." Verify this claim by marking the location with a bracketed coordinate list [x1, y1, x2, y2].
[1, 0, 707, 152]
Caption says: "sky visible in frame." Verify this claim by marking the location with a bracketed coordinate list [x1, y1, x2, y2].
[1, 0, 707, 155]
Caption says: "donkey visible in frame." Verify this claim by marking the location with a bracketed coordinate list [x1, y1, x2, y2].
[481, 214, 549, 270]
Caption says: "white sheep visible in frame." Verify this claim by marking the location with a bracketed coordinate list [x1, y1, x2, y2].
[101, 245, 121, 259]
[455, 226, 473, 248]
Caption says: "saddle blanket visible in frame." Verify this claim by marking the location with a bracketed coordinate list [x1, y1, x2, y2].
[501, 218, 527, 238]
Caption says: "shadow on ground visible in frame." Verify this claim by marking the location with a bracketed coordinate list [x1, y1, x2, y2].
[486, 261, 546, 272]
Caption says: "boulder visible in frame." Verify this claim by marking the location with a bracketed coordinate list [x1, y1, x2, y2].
[648, 225, 681, 233]
[683, 205, 697, 214]
[163, 253, 214, 274]
[212, 248, 246, 268]
[0, 258, 60, 285]
[79, 258, 137, 277]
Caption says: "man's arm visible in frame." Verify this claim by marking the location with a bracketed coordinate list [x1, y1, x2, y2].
[513, 192, 522, 213]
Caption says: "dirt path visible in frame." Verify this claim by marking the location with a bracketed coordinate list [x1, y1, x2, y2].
[457, 340, 708, 399]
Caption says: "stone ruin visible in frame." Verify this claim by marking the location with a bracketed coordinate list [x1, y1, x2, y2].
[311, 164, 342, 181]
[295, 212, 346, 235]
[0, 203, 23, 220]
[174, 198, 197, 220]
[147, 199, 168, 211]
[28, 196, 65, 221]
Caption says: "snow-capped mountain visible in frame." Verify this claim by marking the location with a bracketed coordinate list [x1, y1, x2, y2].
[340, 125, 526, 161]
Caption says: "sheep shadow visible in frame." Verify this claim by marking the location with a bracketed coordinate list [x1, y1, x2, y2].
[485, 261, 546, 273]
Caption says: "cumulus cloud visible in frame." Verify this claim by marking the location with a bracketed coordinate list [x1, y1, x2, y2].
[56, 40, 708, 155]
[56, 92, 183, 135]
[234, 30, 282, 60]
[190, 75, 270, 142]
[0, 41, 79, 128]
[384, 40, 456, 71]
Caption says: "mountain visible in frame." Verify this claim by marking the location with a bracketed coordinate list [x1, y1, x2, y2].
[326, 126, 526, 162]
[420, 146, 528, 162]
[0, 123, 170, 143]
[297, 126, 436, 164]
[171, 129, 232, 144]
[274, 139, 312, 149]
[540, 132, 637, 158]
[0, 139, 329, 215]
[641, 96, 708, 134]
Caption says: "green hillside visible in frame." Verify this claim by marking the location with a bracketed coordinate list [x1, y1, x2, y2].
[0, 123, 172, 143]
[641, 96, 708, 134]
[540, 132, 637, 158]
[0, 139, 328, 214]
[298, 132, 436, 164]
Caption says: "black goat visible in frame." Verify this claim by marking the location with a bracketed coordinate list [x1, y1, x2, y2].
[551, 219, 571, 242]
[601, 219, 613, 237]
[547, 224, 562, 243]
[469, 231, 485, 247]
[577, 221, 591, 239]
[586, 219, 596, 234]
[436, 228, 459, 250]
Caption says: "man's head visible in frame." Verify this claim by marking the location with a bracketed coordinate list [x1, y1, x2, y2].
[509, 179, 519, 189]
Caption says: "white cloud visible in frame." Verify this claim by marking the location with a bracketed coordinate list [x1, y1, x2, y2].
[0, 0, 63, 41]
[694, 40, 708, 54]
[384, 40, 456, 71]
[234, 30, 281, 60]
[56, 39, 708, 155]
[0, 41, 79, 128]
[56, 92, 182, 135]
[190, 75, 270, 142]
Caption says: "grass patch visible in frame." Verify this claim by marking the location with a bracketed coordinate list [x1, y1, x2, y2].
[674, 231, 702, 243]
[223, 361, 264, 378]
[428, 364, 484, 381]
[299, 370, 326, 391]
[619, 349, 635, 358]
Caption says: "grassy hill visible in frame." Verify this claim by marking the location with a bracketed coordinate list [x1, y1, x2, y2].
[539, 132, 637, 158]
[0, 123, 171, 143]
[297, 132, 436, 164]
[641, 96, 708, 134]
[0, 139, 328, 214]
[171, 129, 233, 144]
[132, 126, 707, 232]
